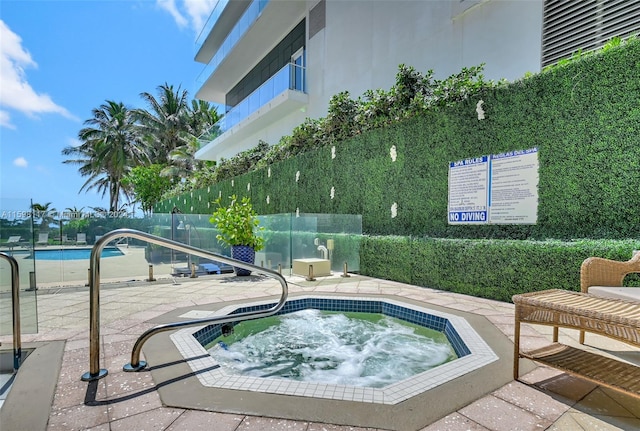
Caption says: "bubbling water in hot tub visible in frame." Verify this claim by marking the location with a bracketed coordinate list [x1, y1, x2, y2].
[208, 309, 456, 388]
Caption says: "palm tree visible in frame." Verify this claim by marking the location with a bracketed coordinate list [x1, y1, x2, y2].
[187, 99, 220, 139]
[64, 206, 85, 220]
[136, 83, 191, 163]
[161, 137, 201, 180]
[31, 202, 57, 232]
[62, 101, 149, 212]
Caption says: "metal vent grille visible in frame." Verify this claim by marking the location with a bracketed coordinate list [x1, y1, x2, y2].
[309, 0, 326, 39]
[542, 0, 640, 67]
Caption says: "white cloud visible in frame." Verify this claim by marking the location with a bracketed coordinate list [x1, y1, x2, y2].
[13, 157, 28, 168]
[158, 0, 215, 35]
[183, 0, 216, 33]
[157, 0, 188, 28]
[0, 20, 78, 127]
[0, 110, 15, 129]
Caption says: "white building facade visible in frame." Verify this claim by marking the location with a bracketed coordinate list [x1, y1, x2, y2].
[194, 0, 640, 162]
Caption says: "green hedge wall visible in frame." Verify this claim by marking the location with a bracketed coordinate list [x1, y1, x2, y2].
[361, 237, 640, 302]
[158, 39, 639, 241]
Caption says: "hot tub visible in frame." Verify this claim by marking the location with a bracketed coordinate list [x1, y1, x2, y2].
[164, 295, 503, 430]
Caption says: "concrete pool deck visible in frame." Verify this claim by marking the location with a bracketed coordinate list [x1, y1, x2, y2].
[1, 273, 639, 430]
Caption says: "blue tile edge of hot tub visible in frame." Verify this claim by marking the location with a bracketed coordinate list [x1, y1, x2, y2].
[193, 298, 471, 357]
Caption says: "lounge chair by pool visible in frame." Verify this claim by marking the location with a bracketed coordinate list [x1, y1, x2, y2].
[37, 233, 49, 246]
[5, 236, 21, 250]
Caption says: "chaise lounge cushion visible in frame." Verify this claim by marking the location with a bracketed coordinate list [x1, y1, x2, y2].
[587, 286, 640, 302]
[199, 263, 221, 274]
[581, 252, 640, 303]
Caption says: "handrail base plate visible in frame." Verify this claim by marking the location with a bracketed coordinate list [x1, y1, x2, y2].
[81, 369, 108, 381]
[123, 361, 147, 372]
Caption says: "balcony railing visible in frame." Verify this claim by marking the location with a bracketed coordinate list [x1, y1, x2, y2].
[198, 61, 306, 147]
[197, 0, 270, 85]
[195, 0, 231, 53]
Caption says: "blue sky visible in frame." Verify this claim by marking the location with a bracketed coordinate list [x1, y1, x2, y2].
[0, 0, 215, 218]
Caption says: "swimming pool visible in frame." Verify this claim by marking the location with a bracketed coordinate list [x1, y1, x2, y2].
[27, 247, 123, 261]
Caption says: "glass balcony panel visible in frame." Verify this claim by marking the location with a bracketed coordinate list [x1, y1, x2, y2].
[195, 0, 231, 53]
[238, 101, 249, 124]
[248, 92, 260, 115]
[292, 65, 305, 92]
[197, 0, 270, 84]
[273, 66, 288, 93]
[259, 77, 274, 107]
[199, 61, 306, 146]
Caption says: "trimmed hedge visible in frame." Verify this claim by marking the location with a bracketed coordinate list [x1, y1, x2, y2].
[360, 237, 640, 302]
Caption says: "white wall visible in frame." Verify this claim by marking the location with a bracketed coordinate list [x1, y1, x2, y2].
[207, 0, 544, 158]
[307, 0, 543, 118]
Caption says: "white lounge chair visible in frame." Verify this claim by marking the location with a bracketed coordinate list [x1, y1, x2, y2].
[6, 236, 21, 250]
[76, 233, 87, 245]
[37, 233, 49, 246]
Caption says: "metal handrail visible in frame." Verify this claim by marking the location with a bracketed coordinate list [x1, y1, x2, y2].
[81, 228, 289, 382]
[0, 252, 22, 371]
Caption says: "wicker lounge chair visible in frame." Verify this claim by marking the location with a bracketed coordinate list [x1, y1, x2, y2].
[580, 252, 640, 300]
[579, 252, 640, 343]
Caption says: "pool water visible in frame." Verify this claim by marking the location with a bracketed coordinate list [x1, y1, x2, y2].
[28, 248, 123, 261]
[207, 309, 456, 388]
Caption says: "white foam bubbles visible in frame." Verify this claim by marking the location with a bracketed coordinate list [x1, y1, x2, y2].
[209, 309, 455, 388]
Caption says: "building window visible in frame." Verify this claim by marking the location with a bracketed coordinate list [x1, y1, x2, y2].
[290, 48, 305, 92]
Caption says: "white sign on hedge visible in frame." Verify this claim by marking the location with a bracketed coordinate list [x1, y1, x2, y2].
[448, 156, 489, 223]
[448, 148, 538, 225]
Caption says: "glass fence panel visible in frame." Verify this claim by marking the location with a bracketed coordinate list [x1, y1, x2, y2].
[0, 198, 38, 335]
[2, 209, 361, 301]
[16, 213, 156, 289]
[257, 214, 292, 273]
[290, 213, 362, 275]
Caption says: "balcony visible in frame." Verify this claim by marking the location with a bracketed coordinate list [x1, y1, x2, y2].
[194, 0, 251, 64]
[195, 0, 307, 103]
[195, 61, 308, 161]
[196, 0, 270, 90]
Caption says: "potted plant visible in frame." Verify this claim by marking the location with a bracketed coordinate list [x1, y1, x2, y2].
[210, 195, 264, 275]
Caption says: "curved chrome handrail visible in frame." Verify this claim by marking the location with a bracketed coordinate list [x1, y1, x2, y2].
[0, 252, 22, 371]
[81, 228, 288, 381]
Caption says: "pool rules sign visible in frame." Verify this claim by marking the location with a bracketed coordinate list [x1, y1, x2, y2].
[448, 148, 538, 224]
